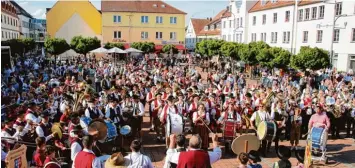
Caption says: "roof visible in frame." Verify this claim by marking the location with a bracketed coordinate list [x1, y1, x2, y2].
[198, 29, 221, 36]
[209, 9, 230, 25]
[9, 0, 33, 18]
[101, 0, 186, 14]
[196, 9, 229, 36]
[191, 18, 210, 36]
[249, 0, 321, 13]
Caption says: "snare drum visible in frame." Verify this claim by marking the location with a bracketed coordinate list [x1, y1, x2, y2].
[223, 121, 241, 139]
[310, 127, 328, 149]
[105, 120, 118, 140]
[257, 121, 277, 141]
[166, 113, 184, 136]
[120, 125, 132, 137]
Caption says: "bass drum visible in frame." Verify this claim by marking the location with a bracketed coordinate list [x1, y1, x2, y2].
[105, 120, 118, 141]
[80, 116, 92, 135]
[166, 113, 184, 136]
[309, 127, 328, 150]
[257, 121, 277, 141]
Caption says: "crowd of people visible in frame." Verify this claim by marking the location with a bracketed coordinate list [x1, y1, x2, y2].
[1, 52, 355, 168]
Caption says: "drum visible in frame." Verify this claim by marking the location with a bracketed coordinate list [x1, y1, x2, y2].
[119, 125, 132, 137]
[257, 121, 277, 141]
[105, 120, 118, 140]
[223, 121, 241, 140]
[166, 113, 184, 136]
[88, 119, 108, 141]
[80, 117, 92, 134]
[310, 127, 327, 149]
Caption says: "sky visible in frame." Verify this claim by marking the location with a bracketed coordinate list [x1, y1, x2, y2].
[14, 0, 228, 25]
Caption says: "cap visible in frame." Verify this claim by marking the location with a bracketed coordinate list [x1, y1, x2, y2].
[248, 150, 261, 162]
[277, 145, 292, 160]
[167, 95, 175, 102]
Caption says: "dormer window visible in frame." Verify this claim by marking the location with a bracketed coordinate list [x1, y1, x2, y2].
[261, 0, 266, 5]
[153, 4, 157, 7]
[161, 4, 166, 8]
[204, 26, 208, 31]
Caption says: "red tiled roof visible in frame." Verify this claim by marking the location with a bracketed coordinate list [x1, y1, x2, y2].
[191, 18, 211, 36]
[101, 0, 186, 14]
[196, 9, 228, 36]
[249, 0, 321, 13]
[198, 29, 221, 36]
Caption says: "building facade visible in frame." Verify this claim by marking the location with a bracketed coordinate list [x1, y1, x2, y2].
[185, 18, 210, 50]
[246, 0, 355, 71]
[46, 0, 102, 43]
[221, 0, 257, 43]
[1, 1, 20, 41]
[101, 0, 186, 46]
[196, 9, 230, 42]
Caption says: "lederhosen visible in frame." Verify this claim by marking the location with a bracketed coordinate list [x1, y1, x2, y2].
[88, 108, 100, 119]
[2, 128, 16, 150]
[153, 100, 164, 137]
[108, 106, 121, 128]
[273, 111, 285, 150]
[194, 113, 209, 149]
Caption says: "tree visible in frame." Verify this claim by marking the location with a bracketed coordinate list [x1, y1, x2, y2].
[104, 42, 125, 50]
[2, 39, 24, 56]
[291, 46, 330, 70]
[70, 36, 101, 55]
[131, 42, 155, 53]
[220, 42, 240, 60]
[162, 44, 178, 54]
[195, 41, 208, 56]
[269, 47, 291, 69]
[22, 38, 36, 54]
[45, 38, 70, 69]
[207, 39, 224, 57]
[238, 44, 258, 65]
[256, 48, 274, 68]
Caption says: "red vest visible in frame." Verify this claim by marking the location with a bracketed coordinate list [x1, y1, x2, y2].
[224, 111, 236, 120]
[33, 149, 45, 168]
[44, 157, 60, 168]
[177, 150, 211, 168]
[153, 100, 164, 118]
[74, 151, 96, 168]
[15, 119, 26, 127]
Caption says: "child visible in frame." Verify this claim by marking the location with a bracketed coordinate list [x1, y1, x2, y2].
[295, 147, 305, 168]
[248, 150, 262, 168]
[290, 107, 302, 150]
[238, 152, 249, 168]
[273, 145, 291, 168]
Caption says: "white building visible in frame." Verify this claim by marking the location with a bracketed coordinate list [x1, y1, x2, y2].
[197, 9, 230, 42]
[10, 1, 34, 39]
[246, 0, 355, 71]
[221, 0, 257, 43]
[1, 1, 20, 41]
[185, 18, 211, 50]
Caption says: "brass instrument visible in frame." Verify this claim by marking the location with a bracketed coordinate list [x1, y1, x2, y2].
[262, 91, 275, 106]
[51, 123, 63, 139]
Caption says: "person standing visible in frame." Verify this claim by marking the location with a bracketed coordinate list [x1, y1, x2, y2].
[43, 145, 61, 168]
[124, 140, 154, 168]
[73, 135, 102, 168]
[85, 98, 104, 120]
[192, 104, 210, 150]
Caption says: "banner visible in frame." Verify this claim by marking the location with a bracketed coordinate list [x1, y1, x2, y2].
[304, 137, 312, 168]
[6, 145, 27, 168]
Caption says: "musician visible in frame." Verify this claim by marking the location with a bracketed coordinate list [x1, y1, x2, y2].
[151, 93, 164, 141]
[25, 102, 41, 124]
[13, 111, 29, 131]
[160, 96, 179, 145]
[1, 119, 19, 146]
[85, 98, 104, 120]
[332, 99, 343, 138]
[36, 112, 57, 144]
[105, 97, 121, 128]
[70, 125, 83, 161]
[290, 107, 302, 149]
[218, 103, 242, 123]
[99, 87, 110, 106]
[175, 92, 188, 116]
[241, 102, 254, 134]
[59, 95, 70, 114]
[270, 100, 288, 151]
[73, 135, 103, 168]
[101, 74, 111, 91]
[146, 86, 156, 131]
[164, 134, 186, 168]
[193, 104, 210, 150]
[250, 103, 272, 157]
[188, 94, 199, 116]
[33, 137, 46, 168]
[132, 94, 145, 140]
[308, 104, 331, 130]
[124, 140, 154, 168]
[44, 145, 61, 168]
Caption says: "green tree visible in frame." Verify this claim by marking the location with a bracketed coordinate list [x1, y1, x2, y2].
[269, 47, 291, 69]
[44, 38, 70, 69]
[162, 44, 178, 54]
[2, 39, 24, 56]
[131, 42, 155, 53]
[207, 39, 224, 57]
[70, 36, 101, 55]
[256, 48, 274, 68]
[220, 42, 240, 60]
[104, 42, 125, 50]
[291, 46, 330, 70]
[22, 38, 36, 53]
[238, 44, 258, 65]
[195, 41, 208, 56]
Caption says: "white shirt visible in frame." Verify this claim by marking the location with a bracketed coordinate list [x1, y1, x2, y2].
[270, 107, 288, 120]
[72, 148, 102, 168]
[35, 123, 53, 142]
[165, 147, 222, 167]
[176, 101, 188, 115]
[219, 112, 242, 122]
[250, 111, 271, 122]
[1, 128, 20, 144]
[124, 152, 154, 168]
[159, 105, 178, 120]
[85, 107, 104, 119]
[70, 142, 82, 161]
[105, 105, 121, 124]
[133, 102, 145, 116]
[25, 111, 41, 124]
[193, 112, 210, 125]
[1, 150, 7, 161]
[151, 100, 163, 112]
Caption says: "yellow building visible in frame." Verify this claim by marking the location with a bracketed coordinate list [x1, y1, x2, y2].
[46, 0, 102, 43]
[101, 0, 186, 47]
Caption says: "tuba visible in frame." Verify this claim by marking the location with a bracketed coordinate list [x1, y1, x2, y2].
[262, 91, 275, 106]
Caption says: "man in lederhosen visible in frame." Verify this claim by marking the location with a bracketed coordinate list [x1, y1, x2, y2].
[146, 86, 156, 131]
[35, 112, 56, 144]
[160, 96, 179, 147]
[105, 96, 121, 129]
[151, 93, 165, 141]
[132, 94, 145, 140]
[270, 99, 288, 152]
[85, 98, 104, 120]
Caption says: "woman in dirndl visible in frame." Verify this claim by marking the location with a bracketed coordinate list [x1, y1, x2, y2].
[193, 104, 210, 150]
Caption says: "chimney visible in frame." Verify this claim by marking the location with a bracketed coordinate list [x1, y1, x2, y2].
[226, 6, 229, 11]
[210, 17, 212, 21]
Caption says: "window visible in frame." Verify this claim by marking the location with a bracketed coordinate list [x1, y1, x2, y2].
[15, 20, 17, 27]
[298, 9, 303, 21]
[335, 2, 342, 16]
[170, 32, 176, 39]
[113, 15, 121, 23]
[305, 8, 310, 20]
[223, 21, 226, 28]
[223, 35, 226, 40]
[311, 7, 317, 19]
[5, 32, 7, 38]
[114, 31, 121, 38]
[303, 31, 308, 43]
[229, 20, 232, 28]
[285, 11, 290, 22]
[251, 33, 257, 42]
[141, 32, 148, 39]
[1, 31, 3, 38]
[317, 30, 323, 43]
[240, 17, 243, 27]
[228, 35, 231, 41]
[262, 14, 266, 24]
[349, 55, 355, 71]
[271, 32, 278, 43]
[236, 18, 240, 28]
[352, 28, 355, 42]
[156, 16, 163, 23]
[10, 18, 12, 26]
[253, 16, 256, 26]
[273, 13, 277, 23]
[319, 5, 325, 19]
[229, 5, 232, 12]
[141, 16, 149, 23]
[333, 29, 340, 42]
[261, 33, 264, 41]
[1, 15, 2, 23]
[333, 53, 338, 68]
[283, 31, 290, 43]
[156, 32, 163, 39]
[263, 33, 266, 41]
[170, 17, 177, 24]
[237, 7, 240, 13]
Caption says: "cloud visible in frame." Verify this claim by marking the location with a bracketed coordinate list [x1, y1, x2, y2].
[31, 9, 46, 19]
[18, 1, 28, 6]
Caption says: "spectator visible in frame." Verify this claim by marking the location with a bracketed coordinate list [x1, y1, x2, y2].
[238, 152, 249, 168]
[73, 135, 102, 168]
[247, 150, 262, 168]
[124, 139, 153, 168]
[164, 134, 186, 168]
[273, 146, 291, 168]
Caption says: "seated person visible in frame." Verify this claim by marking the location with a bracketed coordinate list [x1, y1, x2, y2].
[273, 145, 291, 168]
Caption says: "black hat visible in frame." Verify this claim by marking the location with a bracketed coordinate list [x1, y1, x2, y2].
[275, 159, 292, 168]
[70, 113, 79, 119]
[248, 150, 261, 162]
[4, 118, 14, 124]
[28, 101, 37, 107]
[72, 125, 83, 132]
[295, 147, 305, 163]
[277, 145, 292, 160]
[108, 96, 118, 102]
[88, 98, 96, 103]
[228, 93, 235, 99]
[246, 92, 252, 98]
[187, 88, 193, 92]
[177, 92, 184, 96]
[132, 94, 140, 99]
[167, 95, 175, 102]
[40, 111, 50, 117]
[18, 110, 25, 115]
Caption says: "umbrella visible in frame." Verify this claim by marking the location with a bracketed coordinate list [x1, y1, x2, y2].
[125, 48, 142, 53]
[108, 47, 127, 54]
[90, 47, 108, 53]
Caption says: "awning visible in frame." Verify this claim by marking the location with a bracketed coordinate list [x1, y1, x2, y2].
[154, 44, 186, 51]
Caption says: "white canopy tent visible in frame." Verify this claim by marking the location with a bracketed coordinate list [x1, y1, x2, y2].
[108, 47, 127, 54]
[90, 47, 108, 53]
[57, 49, 78, 60]
[125, 48, 142, 53]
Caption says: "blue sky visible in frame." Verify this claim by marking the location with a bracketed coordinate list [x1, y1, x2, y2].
[14, 0, 228, 25]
